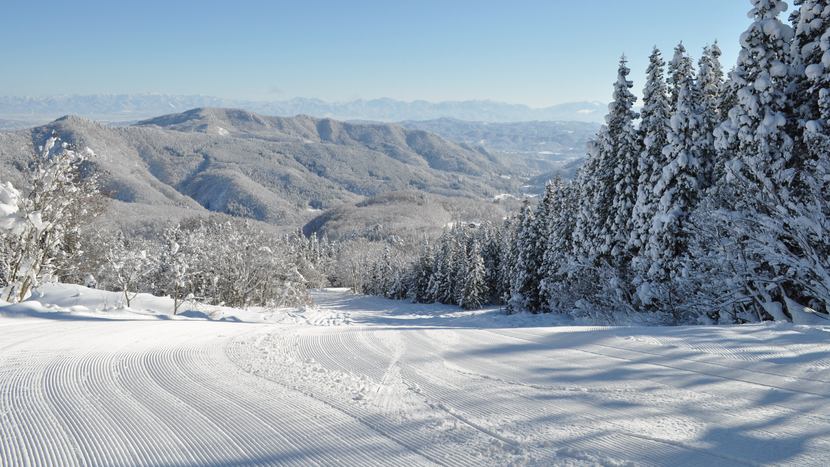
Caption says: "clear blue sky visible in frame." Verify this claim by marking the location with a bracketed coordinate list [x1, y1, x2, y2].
[1, 1, 759, 107]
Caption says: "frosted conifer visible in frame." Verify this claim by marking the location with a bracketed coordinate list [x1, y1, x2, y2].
[668, 42, 689, 111]
[790, 0, 830, 169]
[426, 231, 454, 304]
[539, 176, 579, 312]
[459, 240, 489, 310]
[574, 56, 640, 260]
[505, 202, 539, 313]
[478, 223, 504, 304]
[409, 243, 434, 303]
[698, 43, 726, 154]
[706, 0, 830, 317]
[645, 43, 707, 281]
[715, 0, 794, 203]
[790, 0, 829, 126]
[631, 47, 672, 257]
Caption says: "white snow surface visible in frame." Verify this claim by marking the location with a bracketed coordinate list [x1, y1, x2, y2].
[1, 285, 830, 466]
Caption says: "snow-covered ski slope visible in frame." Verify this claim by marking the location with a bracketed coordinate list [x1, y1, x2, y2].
[2, 286, 830, 466]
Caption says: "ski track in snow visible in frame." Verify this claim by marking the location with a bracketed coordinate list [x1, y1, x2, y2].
[1, 288, 830, 466]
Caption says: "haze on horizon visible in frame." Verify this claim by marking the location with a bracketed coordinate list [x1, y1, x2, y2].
[2, 1, 755, 108]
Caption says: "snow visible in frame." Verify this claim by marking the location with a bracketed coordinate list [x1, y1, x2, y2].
[1, 284, 829, 466]
[769, 61, 788, 78]
[754, 74, 772, 92]
[806, 63, 824, 80]
[761, 17, 794, 42]
[0, 182, 21, 227]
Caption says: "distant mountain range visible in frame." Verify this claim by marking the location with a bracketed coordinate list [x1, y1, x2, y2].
[0, 108, 561, 234]
[0, 94, 608, 128]
[398, 118, 599, 162]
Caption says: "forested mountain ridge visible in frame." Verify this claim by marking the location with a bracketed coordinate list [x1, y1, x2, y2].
[0, 108, 553, 229]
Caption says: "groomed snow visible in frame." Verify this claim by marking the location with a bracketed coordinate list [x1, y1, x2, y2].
[1, 285, 829, 466]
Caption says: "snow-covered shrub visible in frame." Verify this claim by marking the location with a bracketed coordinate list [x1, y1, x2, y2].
[183, 219, 312, 308]
[106, 244, 157, 308]
[154, 225, 194, 314]
[0, 133, 107, 302]
[689, 159, 830, 323]
[83, 216, 320, 311]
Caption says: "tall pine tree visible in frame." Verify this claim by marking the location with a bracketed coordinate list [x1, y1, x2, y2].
[506, 201, 541, 313]
[539, 176, 579, 313]
[715, 0, 794, 208]
[645, 44, 707, 281]
[574, 55, 640, 261]
[698, 43, 726, 136]
[632, 47, 672, 259]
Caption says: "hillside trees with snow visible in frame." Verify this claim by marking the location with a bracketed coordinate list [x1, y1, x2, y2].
[709, 0, 825, 321]
[367, 0, 830, 325]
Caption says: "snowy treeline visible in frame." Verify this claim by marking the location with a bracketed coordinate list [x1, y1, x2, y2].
[362, 223, 502, 310]
[80, 222, 333, 311]
[365, 0, 830, 324]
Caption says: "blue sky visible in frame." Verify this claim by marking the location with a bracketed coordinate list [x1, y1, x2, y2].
[1, 1, 759, 107]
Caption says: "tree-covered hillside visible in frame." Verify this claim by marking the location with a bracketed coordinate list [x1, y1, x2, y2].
[0, 109, 554, 229]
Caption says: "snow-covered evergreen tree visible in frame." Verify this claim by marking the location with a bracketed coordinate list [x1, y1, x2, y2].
[574, 56, 640, 261]
[459, 239, 489, 310]
[724, 0, 830, 316]
[697, 42, 726, 187]
[707, 0, 820, 318]
[644, 43, 708, 281]
[715, 0, 794, 192]
[608, 94, 643, 260]
[450, 225, 472, 306]
[790, 0, 830, 187]
[697, 43, 726, 136]
[519, 183, 560, 311]
[793, 0, 830, 185]
[497, 215, 519, 307]
[668, 42, 689, 111]
[506, 202, 540, 313]
[790, 0, 829, 129]
[479, 223, 504, 305]
[409, 243, 434, 303]
[539, 176, 579, 312]
[426, 230, 454, 304]
[631, 47, 672, 257]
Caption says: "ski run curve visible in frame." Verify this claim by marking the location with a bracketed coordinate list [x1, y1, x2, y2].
[2, 286, 830, 466]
